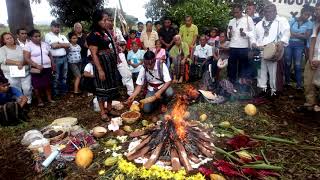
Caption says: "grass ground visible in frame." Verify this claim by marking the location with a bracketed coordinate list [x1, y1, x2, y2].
[0, 84, 319, 179]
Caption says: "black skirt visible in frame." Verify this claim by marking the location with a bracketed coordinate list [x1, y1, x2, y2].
[93, 52, 120, 101]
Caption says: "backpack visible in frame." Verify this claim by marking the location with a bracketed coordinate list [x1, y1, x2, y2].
[0, 102, 27, 126]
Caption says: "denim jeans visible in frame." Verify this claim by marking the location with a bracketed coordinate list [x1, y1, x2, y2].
[143, 87, 174, 113]
[284, 41, 305, 88]
[228, 48, 252, 83]
[52, 56, 68, 95]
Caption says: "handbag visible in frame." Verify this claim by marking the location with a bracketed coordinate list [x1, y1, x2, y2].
[30, 43, 43, 74]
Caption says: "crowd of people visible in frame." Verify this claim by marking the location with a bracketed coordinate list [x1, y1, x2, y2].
[0, 1, 320, 123]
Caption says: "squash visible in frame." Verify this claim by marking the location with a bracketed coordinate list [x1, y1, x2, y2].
[130, 103, 140, 112]
[210, 174, 226, 180]
[92, 126, 107, 138]
[219, 121, 231, 128]
[244, 104, 257, 116]
[123, 125, 133, 132]
[75, 147, 94, 168]
[104, 157, 118, 166]
[199, 114, 208, 122]
[141, 120, 149, 127]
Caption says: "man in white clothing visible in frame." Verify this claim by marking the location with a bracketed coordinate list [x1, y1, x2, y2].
[16, 28, 29, 48]
[45, 20, 70, 96]
[193, 35, 214, 79]
[251, 3, 290, 96]
[227, 4, 255, 83]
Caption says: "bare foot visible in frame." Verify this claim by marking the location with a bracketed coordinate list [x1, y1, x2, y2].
[178, 77, 183, 83]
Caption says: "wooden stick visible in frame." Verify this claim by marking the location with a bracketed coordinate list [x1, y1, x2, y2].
[144, 142, 164, 169]
[171, 148, 181, 171]
[126, 136, 151, 157]
[127, 146, 150, 161]
[175, 141, 193, 172]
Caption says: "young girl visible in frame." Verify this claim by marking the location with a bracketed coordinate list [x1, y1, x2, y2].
[153, 40, 166, 64]
[68, 33, 82, 94]
[207, 27, 220, 47]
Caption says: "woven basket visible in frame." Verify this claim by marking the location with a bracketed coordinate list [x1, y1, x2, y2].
[121, 111, 141, 124]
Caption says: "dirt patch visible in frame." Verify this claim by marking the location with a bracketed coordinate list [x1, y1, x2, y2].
[0, 85, 319, 179]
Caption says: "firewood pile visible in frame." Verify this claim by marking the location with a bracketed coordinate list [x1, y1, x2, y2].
[126, 86, 215, 172]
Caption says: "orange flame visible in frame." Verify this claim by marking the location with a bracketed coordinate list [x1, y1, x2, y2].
[171, 96, 187, 140]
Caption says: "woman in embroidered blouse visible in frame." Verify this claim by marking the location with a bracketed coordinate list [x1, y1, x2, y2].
[87, 9, 120, 120]
[0, 32, 32, 104]
[24, 29, 54, 107]
[284, 5, 313, 89]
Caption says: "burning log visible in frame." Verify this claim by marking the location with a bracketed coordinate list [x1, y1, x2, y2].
[127, 136, 152, 157]
[127, 146, 150, 161]
[144, 142, 164, 169]
[175, 141, 193, 172]
[170, 148, 181, 171]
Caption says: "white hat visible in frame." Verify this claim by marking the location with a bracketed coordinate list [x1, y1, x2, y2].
[217, 58, 228, 69]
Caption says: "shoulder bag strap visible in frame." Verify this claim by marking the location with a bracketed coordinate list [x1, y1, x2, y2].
[40, 43, 43, 66]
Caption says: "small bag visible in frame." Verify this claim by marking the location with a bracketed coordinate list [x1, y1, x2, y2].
[30, 44, 43, 74]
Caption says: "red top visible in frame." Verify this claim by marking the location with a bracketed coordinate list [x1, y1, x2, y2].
[127, 38, 142, 50]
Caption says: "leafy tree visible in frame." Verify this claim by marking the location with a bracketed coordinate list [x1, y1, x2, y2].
[166, 0, 231, 34]
[49, 0, 105, 27]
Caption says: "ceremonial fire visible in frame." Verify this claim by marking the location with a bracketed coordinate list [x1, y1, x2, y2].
[126, 86, 215, 172]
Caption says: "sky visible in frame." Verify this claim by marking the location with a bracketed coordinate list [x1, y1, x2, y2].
[0, 0, 150, 25]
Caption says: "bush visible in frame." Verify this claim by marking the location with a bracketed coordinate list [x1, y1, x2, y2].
[166, 0, 231, 34]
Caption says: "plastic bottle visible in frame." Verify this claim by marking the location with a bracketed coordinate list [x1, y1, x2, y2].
[42, 149, 59, 168]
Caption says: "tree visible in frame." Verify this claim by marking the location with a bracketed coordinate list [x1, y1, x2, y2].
[144, 0, 184, 21]
[5, 0, 34, 34]
[49, 0, 105, 27]
[166, 0, 231, 34]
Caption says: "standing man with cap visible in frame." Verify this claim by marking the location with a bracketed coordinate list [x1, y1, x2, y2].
[45, 20, 70, 96]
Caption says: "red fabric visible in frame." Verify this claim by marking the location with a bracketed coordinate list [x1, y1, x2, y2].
[127, 38, 142, 50]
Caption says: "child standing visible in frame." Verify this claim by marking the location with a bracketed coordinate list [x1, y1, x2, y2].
[153, 40, 166, 63]
[68, 33, 82, 94]
[207, 27, 220, 47]
[127, 30, 142, 50]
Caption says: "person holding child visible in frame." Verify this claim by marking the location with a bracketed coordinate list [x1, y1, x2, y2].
[127, 30, 142, 50]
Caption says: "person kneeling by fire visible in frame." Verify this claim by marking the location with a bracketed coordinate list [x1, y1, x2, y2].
[126, 51, 174, 113]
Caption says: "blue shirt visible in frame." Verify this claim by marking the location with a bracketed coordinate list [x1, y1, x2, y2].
[0, 87, 23, 105]
[127, 49, 145, 73]
[289, 18, 313, 42]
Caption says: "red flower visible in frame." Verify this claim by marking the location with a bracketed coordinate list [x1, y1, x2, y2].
[198, 166, 214, 177]
[226, 135, 259, 150]
[213, 160, 242, 177]
[242, 168, 280, 179]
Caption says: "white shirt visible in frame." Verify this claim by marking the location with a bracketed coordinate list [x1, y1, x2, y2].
[136, 62, 171, 91]
[194, 44, 213, 59]
[227, 15, 255, 48]
[17, 39, 29, 48]
[114, 27, 126, 43]
[84, 63, 94, 76]
[252, 16, 290, 47]
[311, 23, 320, 60]
[45, 32, 70, 57]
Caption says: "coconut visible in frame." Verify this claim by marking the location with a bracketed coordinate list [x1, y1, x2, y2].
[244, 104, 257, 116]
[75, 147, 94, 168]
[92, 126, 107, 138]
